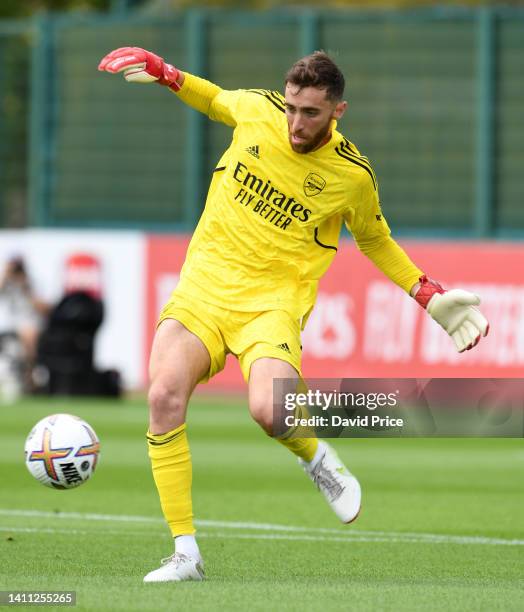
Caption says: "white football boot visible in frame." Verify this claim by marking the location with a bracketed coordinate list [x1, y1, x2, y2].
[299, 441, 361, 524]
[143, 552, 205, 583]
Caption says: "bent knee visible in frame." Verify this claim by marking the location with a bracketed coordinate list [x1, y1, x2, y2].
[249, 400, 274, 435]
[148, 381, 187, 431]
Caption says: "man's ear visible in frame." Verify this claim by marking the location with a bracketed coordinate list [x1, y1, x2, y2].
[333, 100, 348, 121]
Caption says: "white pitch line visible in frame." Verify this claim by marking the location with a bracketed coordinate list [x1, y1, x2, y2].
[0, 509, 162, 524]
[0, 526, 399, 544]
[0, 526, 143, 537]
[1, 509, 522, 547]
[194, 532, 482, 545]
[0, 526, 450, 545]
[1, 526, 522, 547]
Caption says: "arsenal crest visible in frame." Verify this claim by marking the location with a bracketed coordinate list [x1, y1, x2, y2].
[303, 173, 326, 197]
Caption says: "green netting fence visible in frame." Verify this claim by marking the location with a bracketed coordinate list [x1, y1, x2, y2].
[0, 23, 30, 227]
[0, 7, 523, 236]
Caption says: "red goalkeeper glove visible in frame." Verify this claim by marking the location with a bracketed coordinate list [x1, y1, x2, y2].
[413, 275, 489, 353]
[97, 47, 181, 91]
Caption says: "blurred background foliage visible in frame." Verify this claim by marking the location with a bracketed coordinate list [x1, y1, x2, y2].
[1, 0, 523, 19]
[0, 1, 109, 18]
[163, 0, 522, 9]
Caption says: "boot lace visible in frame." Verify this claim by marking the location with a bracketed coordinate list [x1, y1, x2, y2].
[311, 462, 345, 502]
[160, 552, 189, 566]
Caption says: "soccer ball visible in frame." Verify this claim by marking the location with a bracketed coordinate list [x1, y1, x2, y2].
[24, 414, 100, 489]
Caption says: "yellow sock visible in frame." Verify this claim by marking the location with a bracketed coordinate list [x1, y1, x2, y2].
[147, 424, 194, 536]
[278, 436, 318, 462]
[276, 385, 318, 462]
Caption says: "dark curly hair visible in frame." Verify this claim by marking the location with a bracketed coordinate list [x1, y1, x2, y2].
[285, 51, 345, 102]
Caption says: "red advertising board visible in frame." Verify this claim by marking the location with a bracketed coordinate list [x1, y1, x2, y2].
[146, 237, 523, 390]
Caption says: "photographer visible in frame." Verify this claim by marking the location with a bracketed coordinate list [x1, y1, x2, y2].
[0, 256, 49, 379]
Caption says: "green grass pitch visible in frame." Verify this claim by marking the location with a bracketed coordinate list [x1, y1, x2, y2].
[0, 395, 523, 611]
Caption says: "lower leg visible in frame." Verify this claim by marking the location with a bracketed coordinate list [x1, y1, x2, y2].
[248, 358, 320, 462]
[147, 423, 197, 543]
[247, 358, 360, 524]
[147, 319, 210, 550]
[144, 320, 212, 582]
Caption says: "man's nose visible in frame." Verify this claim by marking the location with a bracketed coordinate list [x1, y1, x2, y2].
[292, 114, 304, 132]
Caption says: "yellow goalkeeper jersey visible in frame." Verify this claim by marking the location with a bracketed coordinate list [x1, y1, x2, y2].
[175, 75, 422, 322]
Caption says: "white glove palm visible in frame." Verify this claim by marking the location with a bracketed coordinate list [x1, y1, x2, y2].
[427, 290, 489, 353]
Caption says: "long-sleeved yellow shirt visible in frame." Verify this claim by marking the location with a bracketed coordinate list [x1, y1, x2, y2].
[173, 73, 422, 324]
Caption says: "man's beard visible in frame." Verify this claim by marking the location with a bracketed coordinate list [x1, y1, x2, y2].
[289, 118, 332, 154]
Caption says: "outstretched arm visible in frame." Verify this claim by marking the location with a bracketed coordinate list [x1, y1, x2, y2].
[98, 47, 235, 125]
[358, 235, 489, 353]
[347, 175, 489, 354]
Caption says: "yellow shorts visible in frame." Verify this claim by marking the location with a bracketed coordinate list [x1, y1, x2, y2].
[158, 291, 302, 383]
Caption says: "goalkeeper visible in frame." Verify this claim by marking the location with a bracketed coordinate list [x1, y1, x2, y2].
[98, 48, 489, 583]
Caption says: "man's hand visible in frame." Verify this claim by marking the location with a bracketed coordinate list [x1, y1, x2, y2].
[98, 47, 182, 91]
[413, 275, 489, 353]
